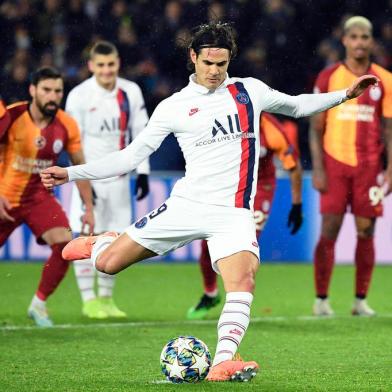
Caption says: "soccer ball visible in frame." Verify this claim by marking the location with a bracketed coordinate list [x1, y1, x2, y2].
[160, 336, 211, 383]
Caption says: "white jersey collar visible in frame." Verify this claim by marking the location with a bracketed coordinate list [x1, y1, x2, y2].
[188, 73, 231, 94]
[92, 76, 119, 96]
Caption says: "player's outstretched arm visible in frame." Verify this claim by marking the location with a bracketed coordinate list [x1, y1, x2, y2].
[265, 75, 379, 118]
[40, 166, 69, 190]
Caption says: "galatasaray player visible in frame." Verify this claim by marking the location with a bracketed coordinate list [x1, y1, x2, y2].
[66, 41, 150, 319]
[41, 23, 377, 381]
[0, 67, 94, 327]
[310, 16, 392, 317]
[187, 113, 303, 319]
[0, 95, 10, 130]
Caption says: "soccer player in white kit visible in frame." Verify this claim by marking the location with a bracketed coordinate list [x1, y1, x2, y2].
[41, 23, 378, 382]
[65, 41, 150, 319]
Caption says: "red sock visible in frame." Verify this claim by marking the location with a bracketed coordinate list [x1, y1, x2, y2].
[314, 236, 336, 297]
[355, 237, 375, 298]
[36, 242, 69, 300]
[199, 240, 217, 294]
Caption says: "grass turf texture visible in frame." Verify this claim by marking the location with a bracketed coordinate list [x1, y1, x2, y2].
[0, 262, 391, 391]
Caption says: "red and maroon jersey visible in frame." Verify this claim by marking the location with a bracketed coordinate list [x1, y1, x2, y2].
[0, 102, 81, 207]
[314, 62, 392, 167]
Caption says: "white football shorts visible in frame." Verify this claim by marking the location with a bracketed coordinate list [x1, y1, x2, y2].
[125, 196, 260, 273]
[69, 176, 132, 234]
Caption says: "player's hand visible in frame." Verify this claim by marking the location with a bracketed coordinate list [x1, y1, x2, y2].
[346, 75, 379, 99]
[40, 166, 69, 190]
[287, 203, 303, 235]
[135, 174, 149, 201]
[312, 168, 327, 193]
[81, 209, 95, 235]
[0, 195, 15, 222]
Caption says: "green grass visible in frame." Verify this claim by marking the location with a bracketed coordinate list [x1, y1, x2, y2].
[0, 262, 392, 391]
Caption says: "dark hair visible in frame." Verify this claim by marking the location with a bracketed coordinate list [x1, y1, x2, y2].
[30, 66, 62, 85]
[187, 22, 237, 70]
[90, 41, 118, 58]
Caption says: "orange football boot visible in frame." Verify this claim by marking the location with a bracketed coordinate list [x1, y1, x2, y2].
[62, 232, 118, 261]
[206, 354, 259, 382]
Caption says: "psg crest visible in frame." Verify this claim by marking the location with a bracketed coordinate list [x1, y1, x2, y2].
[135, 217, 148, 229]
[236, 92, 250, 105]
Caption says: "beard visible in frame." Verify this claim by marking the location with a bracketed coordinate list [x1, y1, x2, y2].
[37, 101, 59, 117]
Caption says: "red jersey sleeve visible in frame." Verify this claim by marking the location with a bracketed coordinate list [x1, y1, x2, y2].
[57, 110, 82, 154]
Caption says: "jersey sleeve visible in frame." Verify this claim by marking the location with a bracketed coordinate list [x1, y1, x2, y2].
[65, 89, 85, 135]
[129, 84, 150, 175]
[261, 114, 297, 170]
[256, 79, 347, 118]
[63, 115, 82, 154]
[67, 99, 172, 181]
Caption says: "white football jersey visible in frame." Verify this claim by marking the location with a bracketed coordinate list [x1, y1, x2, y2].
[68, 74, 347, 210]
[66, 76, 150, 175]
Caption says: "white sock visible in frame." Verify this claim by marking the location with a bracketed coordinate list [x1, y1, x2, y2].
[73, 259, 96, 302]
[91, 235, 116, 270]
[98, 272, 116, 298]
[212, 292, 253, 366]
[30, 294, 46, 309]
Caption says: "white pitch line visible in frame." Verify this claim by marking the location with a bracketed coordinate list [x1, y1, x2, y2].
[1, 314, 392, 332]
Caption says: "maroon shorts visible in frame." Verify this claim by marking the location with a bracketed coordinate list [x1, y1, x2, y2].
[320, 153, 383, 218]
[0, 194, 70, 246]
[253, 179, 276, 234]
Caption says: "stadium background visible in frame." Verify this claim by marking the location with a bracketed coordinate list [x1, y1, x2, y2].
[1, 0, 391, 263]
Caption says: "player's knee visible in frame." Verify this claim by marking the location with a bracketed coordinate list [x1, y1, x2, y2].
[95, 252, 119, 275]
[321, 219, 341, 240]
[225, 268, 257, 292]
[43, 227, 73, 246]
[357, 224, 374, 239]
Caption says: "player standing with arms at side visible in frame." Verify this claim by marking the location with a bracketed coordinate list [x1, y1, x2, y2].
[42, 23, 377, 381]
[0, 67, 94, 327]
[310, 16, 392, 317]
[66, 41, 150, 319]
[187, 113, 303, 319]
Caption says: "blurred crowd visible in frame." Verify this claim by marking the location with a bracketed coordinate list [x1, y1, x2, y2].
[1, 0, 392, 169]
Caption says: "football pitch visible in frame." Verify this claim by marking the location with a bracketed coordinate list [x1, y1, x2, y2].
[0, 262, 391, 391]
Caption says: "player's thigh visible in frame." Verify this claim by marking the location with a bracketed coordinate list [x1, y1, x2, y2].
[98, 232, 156, 274]
[320, 160, 353, 215]
[207, 207, 259, 274]
[352, 165, 383, 219]
[320, 213, 344, 239]
[0, 209, 24, 246]
[125, 197, 205, 256]
[24, 196, 71, 245]
[354, 216, 376, 237]
[105, 178, 132, 232]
